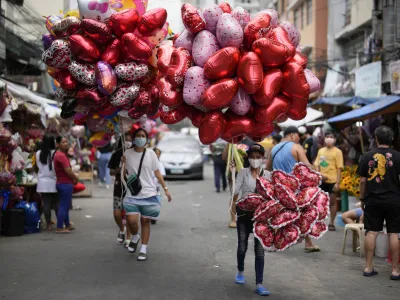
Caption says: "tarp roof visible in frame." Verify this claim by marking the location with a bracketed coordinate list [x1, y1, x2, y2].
[327, 96, 400, 129]
[278, 107, 324, 128]
[311, 96, 376, 107]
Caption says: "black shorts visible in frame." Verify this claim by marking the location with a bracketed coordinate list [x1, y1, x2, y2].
[320, 182, 335, 194]
[364, 203, 400, 233]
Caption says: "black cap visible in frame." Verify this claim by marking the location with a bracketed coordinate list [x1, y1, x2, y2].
[246, 143, 265, 156]
[284, 126, 300, 136]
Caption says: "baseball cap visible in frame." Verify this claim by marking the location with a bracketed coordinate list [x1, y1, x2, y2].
[298, 126, 307, 135]
[283, 126, 300, 136]
[246, 143, 265, 156]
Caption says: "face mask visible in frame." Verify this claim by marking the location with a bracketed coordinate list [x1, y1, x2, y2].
[125, 141, 132, 149]
[325, 137, 335, 146]
[134, 137, 147, 147]
[249, 158, 263, 169]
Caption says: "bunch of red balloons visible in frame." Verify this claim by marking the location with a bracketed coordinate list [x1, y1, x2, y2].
[156, 2, 320, 144]
[42, 0, 170, 145]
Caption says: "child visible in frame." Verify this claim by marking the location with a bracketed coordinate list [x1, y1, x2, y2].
[152, 148, 166, 225]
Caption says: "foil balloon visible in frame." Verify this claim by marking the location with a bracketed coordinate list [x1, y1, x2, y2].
[121, 33, 152, 61]
[199, 110, 226, 144]
[280, 21, 301, 47]
[237, 51, 263, 94]
[192, 30, 220, 67]
[97, 102, 120, 118]
[281, 61, 310, 101]
[115, 62, 149, 82]
[45, 15, 62, 36]
[250, 122, 274, 141]
[101, 39, 122, 67]
[255, 94, 290, 124]
[52, 17, 81, 38]
[55, 87, 74, 102]
[304, 69, 320, 93]
[110, 0, 148, 15]
[216, 13, 243, 48]
[274, 224, 301, 251]
[61, 98, 78, 113]
[86, 113, 108, 132]
[201, 78, 238, 110]
[268, 27, 296, 55]
[157, 42, 174, 74]
[68, 61, 96, 86]
[108, 8, 139, 38]
[166, 47, 192, 88]
[256, 9, 279, 28]
[231, 6, 251, 29]
[75, 88, 108, 107]
[204, 47, 240, 81]
[188, 108, 204, 128]
[174, 29, 194, 52]
[137, 8, 168, 37]
[147, 96, 161, 117]
[141, 22, 169, 49]
[229, 87, 251, 115]
[69, 35, 101, 64]
[54, 69, 78, 90]
[275, 114, 288, 123]
[95, 61, 117, 95]
[74, 113, 88, 125]
[203, 5, 223, 35]
[89, 132, 112, 148]
[71, 125, 85, 138]
[291, 51, 308, 69]
[221, 111, 253, 141]
[119, 117, 134, 133]
[183, 66, 211, 106]
[82, 19, 113, 43]
[42, 34, 55, 51]
[244, 13, 272, 49]
[218, 2, 232, 13]
[60, 110, 76, 119]
[77, 0, 113, 23]
[42, 40, 71, 69]
[160, 104, 189, 125]
[253, 37, 294, 68]
[157, 77, 184, 107]
[181, 4, 206, 34]
[254, 222, 275, 250]
[64, 9, 80, 18]
[286, 98, 308, 121]
[110, 82, 140, 107]
[253, 69, 283, 106]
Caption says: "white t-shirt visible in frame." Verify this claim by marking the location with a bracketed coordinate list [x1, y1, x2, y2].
[124, 148, 159, 200]
[36, 150, 57, 193]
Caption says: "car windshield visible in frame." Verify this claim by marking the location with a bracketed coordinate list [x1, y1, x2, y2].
[158, 138, 199, 153]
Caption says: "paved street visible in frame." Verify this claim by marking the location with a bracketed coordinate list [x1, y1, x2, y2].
[0, 165, 399, 300]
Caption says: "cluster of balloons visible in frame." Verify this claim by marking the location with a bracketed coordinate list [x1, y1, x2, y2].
[156, 2, 320, 144]
[42, 0, 170, 145]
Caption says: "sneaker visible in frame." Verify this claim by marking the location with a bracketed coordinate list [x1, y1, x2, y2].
[137, 252, 147, 261]
[128, 235, 141, 253]
[124, 239, 130, 248]
[117, 228, 126, 244]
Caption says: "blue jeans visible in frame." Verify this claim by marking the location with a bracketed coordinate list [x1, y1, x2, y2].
[56, 183, 73, 229]
[214, 163, 227, 191]
[98, 152, 112, 185]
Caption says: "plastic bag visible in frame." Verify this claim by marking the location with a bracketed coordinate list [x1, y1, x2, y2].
[14, 201, 41, 234]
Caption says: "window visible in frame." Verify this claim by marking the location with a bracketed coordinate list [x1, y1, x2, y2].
[345, 0, 351, 26]
[306, 0, 312, 25]
[294, 8, 301, 29]
[301, 3, 304, 29]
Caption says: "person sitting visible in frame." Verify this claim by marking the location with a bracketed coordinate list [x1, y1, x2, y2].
[342, 203, 364, 224]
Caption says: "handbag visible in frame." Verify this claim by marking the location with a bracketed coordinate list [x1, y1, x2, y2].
[126, 149, 146, 196]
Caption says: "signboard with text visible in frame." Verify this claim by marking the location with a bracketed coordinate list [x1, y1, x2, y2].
[355, 61, 382, 98]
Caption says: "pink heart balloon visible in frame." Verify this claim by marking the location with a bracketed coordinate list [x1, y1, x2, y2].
[280, 21, 301, 47]
[229, 87, 251, 115]
[174, 29, 194, 52]
[183, 66, 211, 106]
[203, 5, 223, 34]
[216, 13, 244, 48]
[192, 30, 220, 67]
[231, 6, 251, 29]
[304, 69, 320, 93]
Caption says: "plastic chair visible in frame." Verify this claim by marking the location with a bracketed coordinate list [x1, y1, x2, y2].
[342, 223, 365, 258]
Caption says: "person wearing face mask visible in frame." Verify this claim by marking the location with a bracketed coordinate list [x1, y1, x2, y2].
[266, 126, 320, 252]
[108, 134, 133, 247]
[121, 128, 172, 261]
[314, 132, 344, 231]
[233, 143, 270, 296]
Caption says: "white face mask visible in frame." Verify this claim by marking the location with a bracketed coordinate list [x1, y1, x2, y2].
[125, 141, 132, 149]
[325, 137, 335, 146]
[249, 158, 263, 169]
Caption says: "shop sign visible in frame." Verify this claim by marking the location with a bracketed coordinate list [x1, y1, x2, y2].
[389, 60, 400, 94]
[355, 61, 382, 97]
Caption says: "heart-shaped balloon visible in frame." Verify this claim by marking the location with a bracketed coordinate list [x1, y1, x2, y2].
[201, 78, 238, 110]
[45, 15, 62, 36]
[274, 224, 301, 251]
[55, 87, 75, 102]
[203, 5, 223, 34]
[236, 193, 264, 211]
[54, 69, 78, 90]
[229, 87, 251, 115]
[52, 17, 81, 38]
[82, 19, 113, 44]
[95, 61, 117, 96]
[108, 8, 139, 38]
[129, 91, 152, 119]
[274, 183, 298, 210]
[255, 94, 290, 124]
[166, 47, 193, 87]
[199, 110, 225, 144]
[181, 4, 206, 34]
[137, 8, 167, 37]
[75, 88, 108, 107]
[157, 77, 184, 107]
[231, 6, 251, 29]
[101, 39, 122, 67]
[42, 34, 55, 51]
[268, 27, 296, 55]
[140, 21, 169, 49]
[256, 176, 275, 201]
[312, 191, 330, 220]
[237, 51, 263, 94]
[86, 113, 109, 132]
[97, 102, 119, 118]
[296, 206, 319, 235]
[250, 122, 274, 142]
[290, 51, 308, 69]
[218, 2, 232, 13]
[70, 34, 101, 64]
[270, 208, 301, 229]
[253, 69, 283, 106]
[275, 114, 289, 123]
[188, 108, 204, 128]
[89, 132, 112, 148]
[121, 33, 152, 61]
[253, 37, 294, 68]
[216, 13, 244, 48]
[281, 61, 310, 101]
[254, 222, 275, 250]
[256, 9, 279, 28]
[115, 62, 149, 82]
[160, 104, 189, 125]
[244, 13, 271, 49]
[192, 30, 220, 67]
[77, 0, 113, 23]
[110, 82, 140, 107]
[272, 170, 300, 193]
[61, 98, 78, 113]
[204, 47, 240, 81]
[287, 98, 308, 121]
[309, 221, 328, 240]
[297, 187, 320, 208]
[304, 69, 320, 93]
[253, 200, 283, 223]
[174, 29, 194, 52]
[183, 66, 211, 106]
[280, 21, 301, 47]
[42, 40, 71, 69]
[68, 61, 96, 86]
[156, 42, 174, 75]
[292, 162, 322, 188]
[221, 111, 253, 141]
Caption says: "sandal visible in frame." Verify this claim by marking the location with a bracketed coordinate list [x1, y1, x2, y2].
[304, 245, 321, 252]
[390, 274, 400, 280]
[229, 222, 237, 229]
[328, 224, 336, 231]
[363, 269, 379, 277]
[255, 286, 270, 296]
[56, 229, 71, 234]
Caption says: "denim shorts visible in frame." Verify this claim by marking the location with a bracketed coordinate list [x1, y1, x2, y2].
[123, 202, 161, 220]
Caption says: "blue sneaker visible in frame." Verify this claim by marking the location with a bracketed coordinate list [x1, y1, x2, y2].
[255, 285, 270, 296]
[235, 274, 245, 285]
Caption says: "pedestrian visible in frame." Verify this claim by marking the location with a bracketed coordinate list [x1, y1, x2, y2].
[210, 139, 227, 193]
[152, 147, 166, 225]
[300, 126, 319, 164]
[272, 134, 282, 146]
[53, 136, 79, 234]
[36, 135, 58, 231]
[233, 143, 270, 296]
[341, 204, 364, 224]
[357, 126, 400, 280]
[97, 142, 113, 189]
[314, 132, 344, 231]
[108, 134, 133, 247]
[266, 126, 320, 252]
[122, 128, 172, 261]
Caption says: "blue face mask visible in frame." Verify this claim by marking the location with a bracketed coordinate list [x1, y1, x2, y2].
[134, 137, 147, 147]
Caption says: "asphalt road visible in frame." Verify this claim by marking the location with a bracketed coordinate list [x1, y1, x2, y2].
[0, 165, 399, 300]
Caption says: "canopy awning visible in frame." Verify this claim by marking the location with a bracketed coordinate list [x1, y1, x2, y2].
[278, 107, 324, 128]
[327, 96, 400, 129]
[311, 96, 376, 107]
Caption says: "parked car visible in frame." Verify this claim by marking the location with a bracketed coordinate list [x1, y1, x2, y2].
[157, 135, 204, 180]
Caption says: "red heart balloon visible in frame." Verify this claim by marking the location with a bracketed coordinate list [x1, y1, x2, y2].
[253, 38, 294, 68]
[101, 39, 122, 67]
[272, 170, 300, 193]
[137, 8, 168, 37]
[267, 27, 296, 56]
[293, 163, 322, 188]
[297, 187, 320, 208]
[108, 8, 139, 38]
[121, 33, 152, 62]
[42, 40, 71, 69]
[244, 13, 271, 49]
[296, 206, 319, 236]
[129, 90, 152, 119]
[147, 97, 161, 117]
[160, 104, 189, 124]
[157, 77, 184, 107]
[256, 173, 275, 200]
[70, 35, 101, 64]
[270, 209, 301, 229]
[221, 110, 253, 140]
[275, 114, 288, 123]
[255, 94, 290, 124]
[68, 61, 96, 86]
[218, 2, 232, 13]
[249, 122, 274, 142]
[188, 107, 204, 128]
[254, 222, 275, 250]
[309, 221, 328, 239]
[166, 47, 192, 87]
[274, 224, 301, 251]
[254, 200, 284, 223]
[253, 69, 283, 106]
[199, 110, 226, 144]
[236, 193, 264, 211]
[115, 62, 149, 82]
[281, 61, 310, 101]
[52, 17, 81, 38]
[274, 183, 298, 210]
[201, 78, 238, 110]
[312, 191, 330, 220]
[204, 47, 240, 81]
[75, 88, 108, 107]
[82, 19, 113, 44]
[237, 51, 263, 94]
[157, 44, 174, 75]
[290, 51, 308, 69]
[286, 98, 308, 121]
[97, 102, 119, 118]
[182, 4, 206, 34]
[54, 69, 78, 90]
[110, 82, 140, 107]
